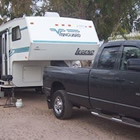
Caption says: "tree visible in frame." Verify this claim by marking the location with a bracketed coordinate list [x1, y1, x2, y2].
[0, 0, 33, 23]
[49, 0, 89, 18]
[0, 0, 49, 24]
[0, 0, 10, 24]
[32, 0, 49, 16]
[10, 0, 32, 19]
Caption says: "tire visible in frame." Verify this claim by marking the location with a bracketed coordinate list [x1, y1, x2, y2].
[52, 90, 72, 119]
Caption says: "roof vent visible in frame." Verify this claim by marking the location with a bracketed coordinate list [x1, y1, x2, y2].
[45, 12, 60, 17]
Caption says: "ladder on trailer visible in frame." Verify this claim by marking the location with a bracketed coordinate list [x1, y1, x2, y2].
[0, 29, 16, 107]
[0, 29, 14, 88]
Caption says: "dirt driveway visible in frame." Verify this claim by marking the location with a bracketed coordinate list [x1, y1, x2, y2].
[0, 90, 139, 140]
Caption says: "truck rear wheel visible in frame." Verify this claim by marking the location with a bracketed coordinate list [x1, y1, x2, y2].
[52, 90, 72, 119]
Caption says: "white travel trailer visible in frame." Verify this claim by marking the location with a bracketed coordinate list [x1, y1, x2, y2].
[0, 15, 99, 89]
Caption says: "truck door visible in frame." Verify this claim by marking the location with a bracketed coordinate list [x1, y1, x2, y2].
[115, 45, 140, 119]
[89, 46, 121, 112]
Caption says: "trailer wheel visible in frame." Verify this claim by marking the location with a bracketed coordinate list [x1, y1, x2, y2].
[52, 90, 72, 119]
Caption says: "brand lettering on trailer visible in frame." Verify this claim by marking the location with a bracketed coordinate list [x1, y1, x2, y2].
[75, 48, 95, 55]
[50, 28, 81, 37]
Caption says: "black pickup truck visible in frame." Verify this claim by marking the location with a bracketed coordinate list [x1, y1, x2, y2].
[43, 40, 140, 127]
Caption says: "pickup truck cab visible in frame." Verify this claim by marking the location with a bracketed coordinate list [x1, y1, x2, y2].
[43, 40, 140, 128]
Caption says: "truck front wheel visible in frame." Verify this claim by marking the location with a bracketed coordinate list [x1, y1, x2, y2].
[52, 90, 72, 119]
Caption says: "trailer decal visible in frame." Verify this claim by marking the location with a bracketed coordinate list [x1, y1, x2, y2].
[50, 28, 81, 37]
[75, 48, 95, 55]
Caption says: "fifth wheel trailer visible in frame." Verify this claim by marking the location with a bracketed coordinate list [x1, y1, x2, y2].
[0, 15, 99, 89]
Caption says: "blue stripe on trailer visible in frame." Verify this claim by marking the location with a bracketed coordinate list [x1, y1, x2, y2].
[20, 26, 28, 31]
[33, 40, 98, 45]
[9, 47, 30, 57]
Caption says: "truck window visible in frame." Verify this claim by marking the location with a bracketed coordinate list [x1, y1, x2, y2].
[97, 47, 120, 70]
[120, 46, 140, 70]
[12, 26, 21, 41]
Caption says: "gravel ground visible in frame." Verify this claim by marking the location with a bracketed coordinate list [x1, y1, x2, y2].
[0, 90, 139, 140]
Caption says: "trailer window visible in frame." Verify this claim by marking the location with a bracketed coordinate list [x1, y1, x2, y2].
[12, 26, 21, 41]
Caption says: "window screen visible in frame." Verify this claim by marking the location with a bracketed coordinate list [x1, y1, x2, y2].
[12, 26, 21, 41]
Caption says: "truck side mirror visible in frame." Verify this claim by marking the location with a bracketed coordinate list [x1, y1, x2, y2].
[127, 58, 140, 71]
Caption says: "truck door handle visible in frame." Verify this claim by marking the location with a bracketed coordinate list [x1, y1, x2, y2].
[115, 78, 125, 82]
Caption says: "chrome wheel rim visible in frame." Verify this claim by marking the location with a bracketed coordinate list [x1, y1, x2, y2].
[54, 96, 63, 115]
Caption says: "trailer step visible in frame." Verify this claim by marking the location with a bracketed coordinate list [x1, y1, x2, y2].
[91, 111, 140, 128]
[0, 80, 15, 88]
